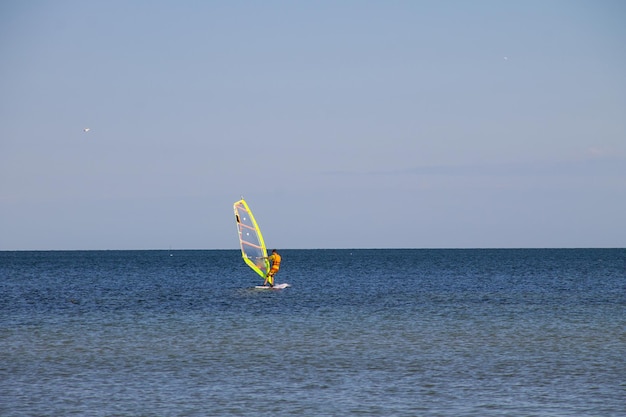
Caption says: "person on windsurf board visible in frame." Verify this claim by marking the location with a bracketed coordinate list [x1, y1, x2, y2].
[262, 249, 281, 287]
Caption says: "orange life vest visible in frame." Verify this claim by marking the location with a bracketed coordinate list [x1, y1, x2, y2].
[269, 253, 281, 267]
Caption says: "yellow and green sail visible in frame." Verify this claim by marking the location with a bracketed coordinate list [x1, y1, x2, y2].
[233, 199, 270, 279]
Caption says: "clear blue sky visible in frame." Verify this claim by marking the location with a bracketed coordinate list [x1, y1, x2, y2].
[1, 1, 625, 250]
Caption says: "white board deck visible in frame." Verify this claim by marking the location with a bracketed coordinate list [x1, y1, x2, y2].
[254, 283, 290, 290]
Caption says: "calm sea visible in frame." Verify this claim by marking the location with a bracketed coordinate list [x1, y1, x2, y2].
[1, 249, 624, 416]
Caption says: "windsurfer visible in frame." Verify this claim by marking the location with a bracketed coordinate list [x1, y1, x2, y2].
[263, 249, 281, 287]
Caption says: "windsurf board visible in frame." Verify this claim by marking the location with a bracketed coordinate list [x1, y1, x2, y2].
[254, 283, 290, 290]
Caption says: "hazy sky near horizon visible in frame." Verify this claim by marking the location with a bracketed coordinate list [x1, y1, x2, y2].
[1, 0, 625, 250]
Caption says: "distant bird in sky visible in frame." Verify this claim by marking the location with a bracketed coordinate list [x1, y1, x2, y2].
[83, 128, 90, 133]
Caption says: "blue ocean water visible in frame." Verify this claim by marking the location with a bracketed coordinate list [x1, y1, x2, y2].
[1, 249, 625, 416]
